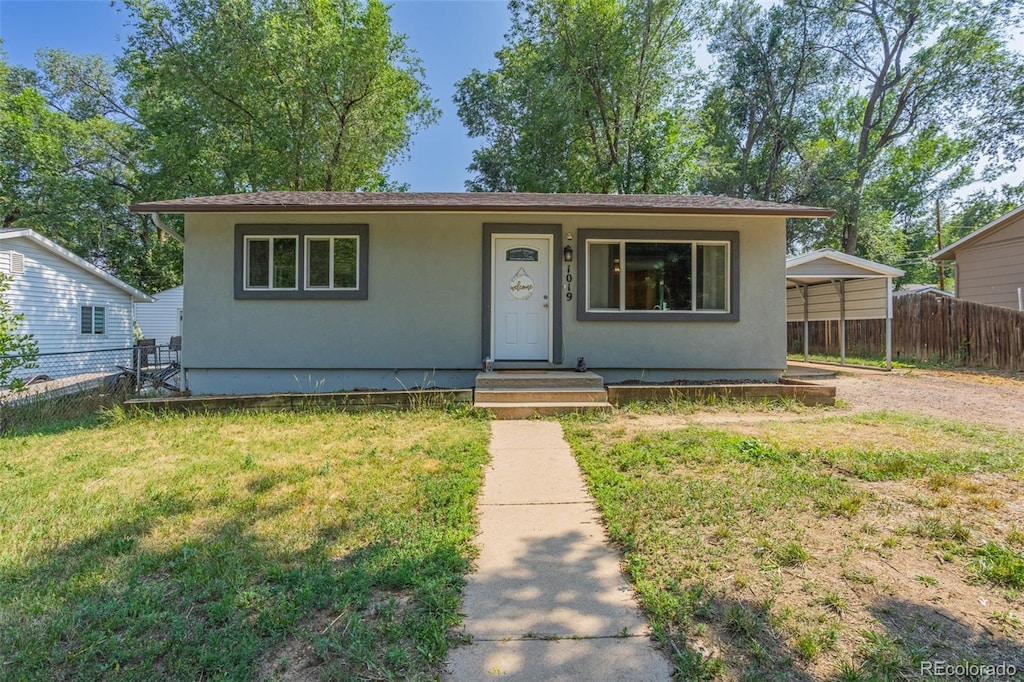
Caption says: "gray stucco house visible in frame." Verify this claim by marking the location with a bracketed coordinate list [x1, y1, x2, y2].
[129, 192, 830, 395]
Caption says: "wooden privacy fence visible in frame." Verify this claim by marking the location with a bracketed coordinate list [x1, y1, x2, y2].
[788, 294, 1024, 371]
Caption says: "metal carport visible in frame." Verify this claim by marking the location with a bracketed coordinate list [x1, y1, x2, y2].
[786, 250, 905, 369]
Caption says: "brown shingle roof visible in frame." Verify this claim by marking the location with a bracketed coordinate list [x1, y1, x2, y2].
[130, 191, 833, 217]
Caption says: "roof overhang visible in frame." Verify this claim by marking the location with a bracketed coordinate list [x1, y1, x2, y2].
[786, 249, 904, 287]
[129, 191, 835, 218]
[932, 204, 1024, 261]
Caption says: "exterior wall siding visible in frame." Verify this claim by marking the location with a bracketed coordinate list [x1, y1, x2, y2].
[134, 285, 183, 344]
[1, 237, 135, 355]
[182, 211, 788, 394]
[954, 215, 1024, 310]
[787, 278, 889, 322]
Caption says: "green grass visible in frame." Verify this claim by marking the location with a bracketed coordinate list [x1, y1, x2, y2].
[972, 543, 1024, 589]
[0, 408, 490, 680]
[562, 410, 1024, 679]
[786, 351, 947, 370]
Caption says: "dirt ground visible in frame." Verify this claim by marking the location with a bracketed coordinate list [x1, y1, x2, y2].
[625, 366, 1024, 434]
[602, 366, 1024, 678]
[824, 367, 1024, 431]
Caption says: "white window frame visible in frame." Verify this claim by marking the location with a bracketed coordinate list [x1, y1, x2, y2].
[304, 235, 360, 291]
[81, 305, 106, 335]
[243, 235, 298, 291]
[585, 238, 732, 314]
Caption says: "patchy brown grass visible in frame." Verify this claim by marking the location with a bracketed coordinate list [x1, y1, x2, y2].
[564, 402, 1024, 680]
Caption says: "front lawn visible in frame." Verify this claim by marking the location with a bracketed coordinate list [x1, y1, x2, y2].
[0, 408, 489, 680]
[565, 410, 1024, 679]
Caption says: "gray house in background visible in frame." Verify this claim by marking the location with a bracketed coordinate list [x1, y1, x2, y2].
[932, 205, 1024, 311]
[0, 229, 153, 361]
[129, 192, 830, 395]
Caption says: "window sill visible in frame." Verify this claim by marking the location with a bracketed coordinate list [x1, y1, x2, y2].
[578, 310, 738, 322]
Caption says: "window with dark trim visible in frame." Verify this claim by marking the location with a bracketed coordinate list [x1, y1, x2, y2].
[81, 305, 106, 334]
[577, 229, 739, 322]
[234, 224, 368, 300]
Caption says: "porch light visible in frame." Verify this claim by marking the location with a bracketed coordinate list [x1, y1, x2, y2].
[563, 244, 574, 262]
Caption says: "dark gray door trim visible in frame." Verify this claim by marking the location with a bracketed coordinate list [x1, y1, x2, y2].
[482, 224, 564, 365]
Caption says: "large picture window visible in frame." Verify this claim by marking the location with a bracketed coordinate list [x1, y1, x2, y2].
[235, 224, 368, 300]
[578, 230, 738, 322]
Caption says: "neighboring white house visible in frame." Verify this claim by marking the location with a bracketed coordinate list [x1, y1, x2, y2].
[134, 284, 183, 344]
[0, 229, 153, 369]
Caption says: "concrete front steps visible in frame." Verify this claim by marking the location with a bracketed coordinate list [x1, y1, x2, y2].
[474, 371, 612, 418]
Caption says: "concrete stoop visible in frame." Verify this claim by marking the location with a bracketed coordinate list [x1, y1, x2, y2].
[474, 371, 612, 418]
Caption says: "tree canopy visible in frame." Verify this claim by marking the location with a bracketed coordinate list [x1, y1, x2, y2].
[2, 0, 1023, 290]
[0, 0, 437, 291]
[455, 0, 706, 193]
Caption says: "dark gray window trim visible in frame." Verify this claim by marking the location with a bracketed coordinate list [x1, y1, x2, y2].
[482, 224, 564, 365]
[234, 224, 368, 300]
[576, 229, 739, 322]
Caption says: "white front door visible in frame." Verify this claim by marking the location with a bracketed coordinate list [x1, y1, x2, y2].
[493, 236, 551, 360]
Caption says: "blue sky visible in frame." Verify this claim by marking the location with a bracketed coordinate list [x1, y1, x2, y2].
[0, 0, 511, 191]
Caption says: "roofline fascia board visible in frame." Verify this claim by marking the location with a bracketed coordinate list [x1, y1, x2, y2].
[0, 229, 155, 302]
[786, 249, 904, 277]
[931, 204, 1024, 261]
[129, 204, 834, 218]
[150, 212, 184, 243]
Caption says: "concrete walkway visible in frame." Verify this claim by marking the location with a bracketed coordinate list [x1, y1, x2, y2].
[445, 421, 672, 681]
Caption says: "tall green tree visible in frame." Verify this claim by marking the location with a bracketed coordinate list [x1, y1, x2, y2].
[0, 50, 180, 292]
[807, 0, 1023, 253]
[698, 0, 831, 203]
[455, 0, 705, 193]
[121, 0, 438, 194]
[697, 0, 1024, 260]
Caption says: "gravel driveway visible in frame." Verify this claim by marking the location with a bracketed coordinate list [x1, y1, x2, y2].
[820, 367, 1024, 431]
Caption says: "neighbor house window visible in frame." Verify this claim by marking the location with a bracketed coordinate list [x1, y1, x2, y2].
[81, 306, 106, 335]
[578, 230, 738, 322]
[235, 224, 368, 300]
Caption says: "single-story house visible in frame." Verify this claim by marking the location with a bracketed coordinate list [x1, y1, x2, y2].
[129, 192, 831, 395]
[134, 284, 183, 345]
[932, 205, 1024, 310]
[0, 229, 153, 362]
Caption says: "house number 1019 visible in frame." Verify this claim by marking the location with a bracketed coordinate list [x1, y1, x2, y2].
[565, 265, 573, 301]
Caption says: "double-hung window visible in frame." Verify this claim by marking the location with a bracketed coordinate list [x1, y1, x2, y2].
[578, 230, 738, 321]
[81, 305, 106, 335]
[235, 225, 368, 300]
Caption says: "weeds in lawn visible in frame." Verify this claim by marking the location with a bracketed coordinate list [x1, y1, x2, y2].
[563, 408, 1024, 680]
[972, 543, 1024, 589]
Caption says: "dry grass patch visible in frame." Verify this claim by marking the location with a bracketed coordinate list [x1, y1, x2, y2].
[563, 410, 1024, 680]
